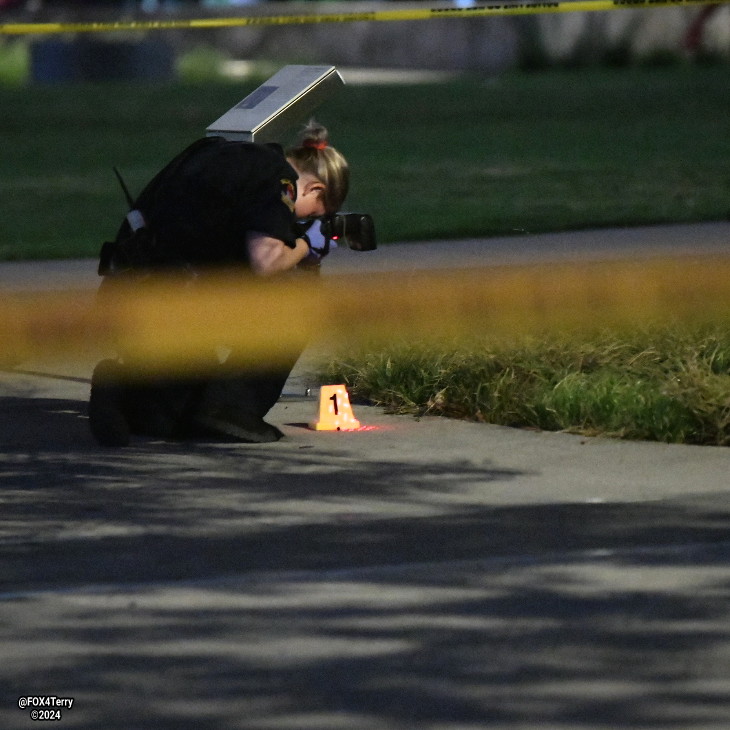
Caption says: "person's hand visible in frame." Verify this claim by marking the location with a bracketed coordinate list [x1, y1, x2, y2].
[298, 238, 328, 271]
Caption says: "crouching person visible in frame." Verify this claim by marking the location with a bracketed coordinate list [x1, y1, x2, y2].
[89, 120, 349, 447]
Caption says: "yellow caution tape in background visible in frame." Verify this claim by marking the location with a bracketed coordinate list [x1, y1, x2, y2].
[2, 0, 729, 36]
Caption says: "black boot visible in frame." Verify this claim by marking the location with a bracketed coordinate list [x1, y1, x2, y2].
[193, 409, 284, 443]
[189, 369, 290, 443]
[88, 359, 131, 447]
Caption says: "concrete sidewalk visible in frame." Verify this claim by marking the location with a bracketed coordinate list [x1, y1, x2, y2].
[1, 221, 728, 289]
[1, 223, 730, 729]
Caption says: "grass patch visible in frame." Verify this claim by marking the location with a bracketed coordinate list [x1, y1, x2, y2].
[0, 64, 728, 260]
[0, 40, 28, 85]
[322, 326, 730, 445]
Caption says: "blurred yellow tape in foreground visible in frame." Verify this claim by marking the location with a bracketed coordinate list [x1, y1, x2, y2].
[2, 256, 730, 374]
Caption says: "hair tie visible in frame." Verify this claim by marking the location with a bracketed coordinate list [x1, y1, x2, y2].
[303, 139, 328, 150]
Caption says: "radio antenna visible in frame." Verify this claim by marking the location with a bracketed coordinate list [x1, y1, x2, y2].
[113, 166, 135, 209]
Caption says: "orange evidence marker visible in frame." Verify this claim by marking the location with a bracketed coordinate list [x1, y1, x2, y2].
[309, 384, 361, 431]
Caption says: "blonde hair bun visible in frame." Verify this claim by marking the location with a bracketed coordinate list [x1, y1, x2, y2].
[286, 119, 349, 213]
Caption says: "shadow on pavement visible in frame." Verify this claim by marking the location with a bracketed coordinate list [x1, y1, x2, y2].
[3, 392, 730, 728]
[2, 512, 730, 728]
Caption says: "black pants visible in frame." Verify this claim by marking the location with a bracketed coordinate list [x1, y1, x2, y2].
[123, 359, 297, 439]
[97, 268, 310, 439]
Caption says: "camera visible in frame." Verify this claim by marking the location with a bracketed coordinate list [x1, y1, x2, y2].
[320, 213, 377, 252]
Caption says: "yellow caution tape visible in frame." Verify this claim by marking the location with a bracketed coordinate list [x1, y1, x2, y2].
[2, 255, 729, 375]
[2, 0, 728, 36]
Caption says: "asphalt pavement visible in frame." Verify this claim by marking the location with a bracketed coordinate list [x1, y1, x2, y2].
[1, 222, 730, 729]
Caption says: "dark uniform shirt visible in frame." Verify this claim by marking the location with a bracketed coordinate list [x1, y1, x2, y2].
[109, 136, 299, 271]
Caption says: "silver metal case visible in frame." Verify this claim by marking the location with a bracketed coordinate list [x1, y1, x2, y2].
[206, 65, 344, 143]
